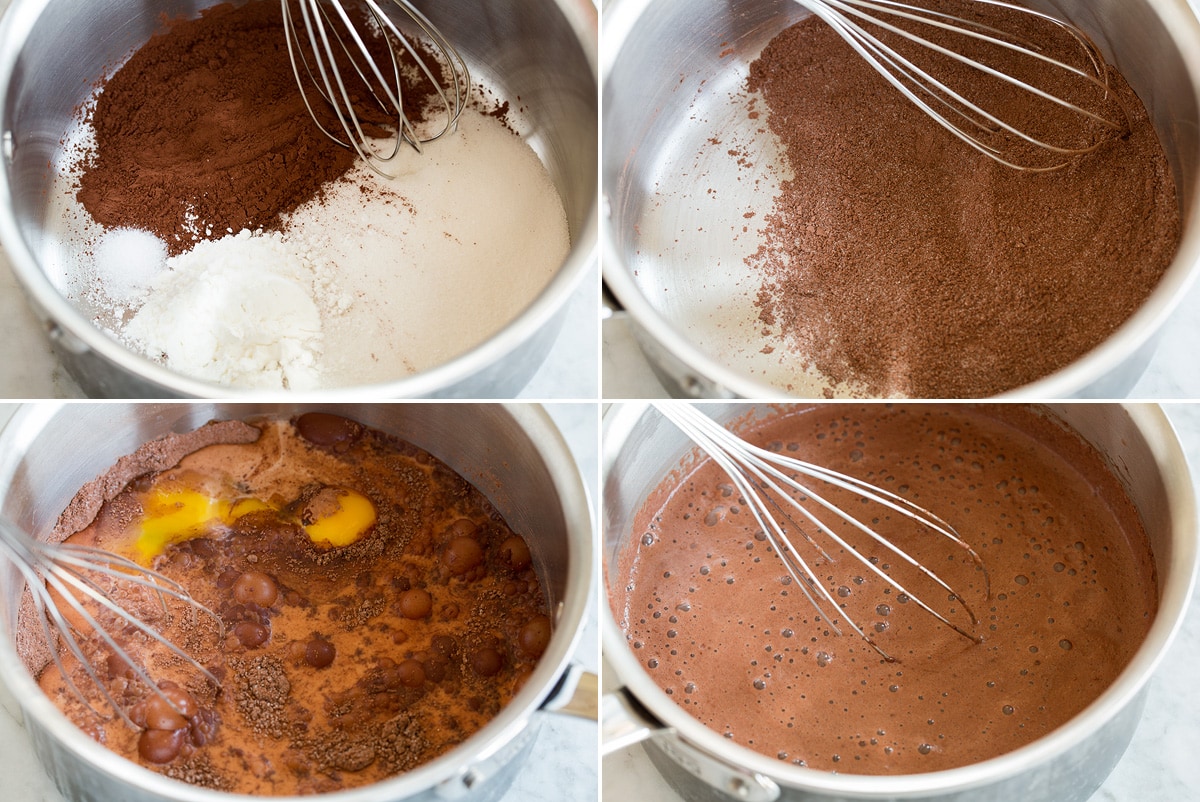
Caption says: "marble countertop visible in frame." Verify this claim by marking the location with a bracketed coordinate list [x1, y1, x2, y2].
[0, 401, 599, 802]
[603, 403, 1200, 802]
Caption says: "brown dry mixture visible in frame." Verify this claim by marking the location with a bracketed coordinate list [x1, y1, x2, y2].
[747, 10, 1180, 397]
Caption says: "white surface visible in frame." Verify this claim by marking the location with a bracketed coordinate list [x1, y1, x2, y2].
[602, 403, 1200, 802]
[0, 401, 600, 802]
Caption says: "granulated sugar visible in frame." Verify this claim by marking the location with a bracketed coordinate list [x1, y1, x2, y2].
[282, 108, 570, 386]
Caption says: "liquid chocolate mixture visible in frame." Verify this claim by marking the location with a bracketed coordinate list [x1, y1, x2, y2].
[31, 414, 551, 795]
[613, 405, 1157, 773]
[747, 10, 1180, 397]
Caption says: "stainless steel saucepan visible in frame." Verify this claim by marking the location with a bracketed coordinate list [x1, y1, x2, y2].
[603, 0, 1200, 398]
[0, 0, 597, 398]
[0, 402, 596, 802]
[602, 403, 1197, 801]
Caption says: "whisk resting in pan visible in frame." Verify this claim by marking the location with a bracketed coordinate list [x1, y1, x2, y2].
[0, 515, 222, 728]
[282, 0, 469, 176]
[656, 403, 989, 662]
[794, 0, 1128, 171]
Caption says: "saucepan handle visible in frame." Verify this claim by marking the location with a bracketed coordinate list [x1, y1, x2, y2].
[540, 663, 598, 720]
[602, 687, 782, 802]
[601, 687, 667, 753]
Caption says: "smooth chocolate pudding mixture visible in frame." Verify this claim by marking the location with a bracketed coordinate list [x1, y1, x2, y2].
[614, 405, 1157, 773]
[30, 414, 551, 795]
[747, 11, 1180, 397]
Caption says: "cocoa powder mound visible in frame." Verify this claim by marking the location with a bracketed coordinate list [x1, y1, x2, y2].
[746, 11, 1181, 398]
[75, 0, 437, 254]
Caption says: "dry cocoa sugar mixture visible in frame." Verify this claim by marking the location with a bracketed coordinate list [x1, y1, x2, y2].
[75, 0, 439, 254]
[30, 414, 551, 795]
[747, 11, 1181, 397]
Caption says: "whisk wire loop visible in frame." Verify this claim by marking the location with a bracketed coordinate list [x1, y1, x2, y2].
[655, 403, 987, 662]
[286, 0, 406, 164]
[367, 0, 468, 144]
[283, 0, 469, 178]
[798, 0, 1127, 170]
[659, 405, 854, 644]
[0, 517, 223, 728]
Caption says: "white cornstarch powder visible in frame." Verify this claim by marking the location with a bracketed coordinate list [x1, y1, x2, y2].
[123, 229, 350, 390]
[53, 106, 570, 390]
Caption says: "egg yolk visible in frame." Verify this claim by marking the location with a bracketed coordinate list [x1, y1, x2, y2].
[132, 480, 374, 560]
[303, 488, 377, 548]
[135, 482, 272, 562]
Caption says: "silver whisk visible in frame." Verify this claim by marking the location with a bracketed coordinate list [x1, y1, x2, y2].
[657, 403, 988, 662]
[796, 0, 1128, 171]
[282, 0, 470, 177]
[0, 515, 222, 728]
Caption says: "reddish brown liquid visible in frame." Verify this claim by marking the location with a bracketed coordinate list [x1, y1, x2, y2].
[35, 415, 549, 795]
[614, 405, 1156, 773]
